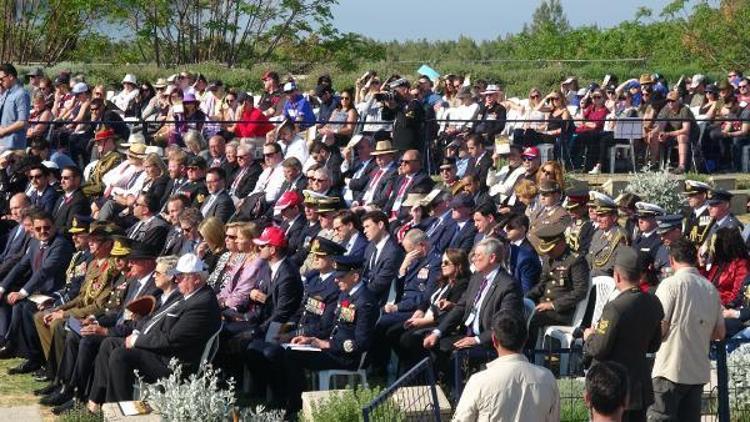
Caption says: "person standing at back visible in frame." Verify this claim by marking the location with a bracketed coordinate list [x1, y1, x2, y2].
[647, 238, 725, 422]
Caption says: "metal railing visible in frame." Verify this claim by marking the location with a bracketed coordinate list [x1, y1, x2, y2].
[362, 357, 443, 422]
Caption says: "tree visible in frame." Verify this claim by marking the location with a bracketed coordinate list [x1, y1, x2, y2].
[528, 0, 571, 34]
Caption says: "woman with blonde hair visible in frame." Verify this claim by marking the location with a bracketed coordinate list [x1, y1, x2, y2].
[141, 153, 170, 209]
[509, 87, 547, 145]
[207, 221, 245, 292]
[536, 160, 565, 191]
[217, 222, 270, 315]
[532, 89, 572, 147]
[515, 178, 540, 216]
[197, 216, 226, 271]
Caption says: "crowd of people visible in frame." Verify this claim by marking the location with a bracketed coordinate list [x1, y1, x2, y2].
[0, 61, 746, 421]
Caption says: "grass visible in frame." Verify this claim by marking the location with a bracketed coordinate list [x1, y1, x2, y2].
[0, 358, 56, 421]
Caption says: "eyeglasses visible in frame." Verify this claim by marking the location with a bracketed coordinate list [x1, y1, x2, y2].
[34, 225, 52, 232]
[90, 107, 100, 112]
[134, 202, 147, 207]
[530, 94, 540, 99]
[441, 260, 454, 266]
[29, 173, 44, 179]
[439, 167, 453, 173]
[399, 159, 417, 165]
[542, 169, 554, 175]
[61, 175, 76, 180]
[311, 177, 329, 183]
[740, 84, 749, 89]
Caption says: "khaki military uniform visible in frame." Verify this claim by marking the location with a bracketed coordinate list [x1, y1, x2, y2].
[528, 205, 571, 253]
[300, 229, 336, 276]
[566, 218, 595, 254]
[81, 151, 123, 198]
[587, 226, 626, 277]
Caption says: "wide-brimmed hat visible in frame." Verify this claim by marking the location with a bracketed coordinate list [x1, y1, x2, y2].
[153, 78, 168, 89]
[369, 140, 397, 156]
[128, 242, 157, 260]
[122, 74, 137, 85]
[110, 236, 133, 257]
[127, 144, 147, 159]
[639, 74, 655, 85]
[403, 193, 428, 208]
[122, 132, 146, 147]
[481, 84, 501, 95]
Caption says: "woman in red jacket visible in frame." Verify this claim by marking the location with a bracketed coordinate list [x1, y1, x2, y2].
[233, 92, 274, 138]
[701, 227, 750, 307]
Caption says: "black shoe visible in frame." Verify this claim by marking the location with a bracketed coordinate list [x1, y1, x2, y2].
[34, 372, 51, 382]
[40, 388, 73, 406]
[34, 383, 59, 396]
[0, 346, 15, 360]
[7, 359, 41, 375]
[51, 399, 76, 415]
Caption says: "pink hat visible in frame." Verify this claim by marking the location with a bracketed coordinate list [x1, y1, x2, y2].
[522, 146, 540, 159]
[253, 226, 287, 248]
[274, 191, 303, 211]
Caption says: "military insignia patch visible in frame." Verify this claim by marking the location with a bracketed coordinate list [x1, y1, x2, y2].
[343, 339, 354, 353]
[596, 319, 609, 334]
[417, 268, 429, 280]
[196, 193, 206, 204]
[339, 305, 356, 323]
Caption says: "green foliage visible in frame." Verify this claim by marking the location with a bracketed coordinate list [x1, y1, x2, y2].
[58, 404, 104, 422]
[528, 0, 571, 34]
[301, 387, 404, 422]
[624, 170, 684, 214]
[558, 378, 588, 421]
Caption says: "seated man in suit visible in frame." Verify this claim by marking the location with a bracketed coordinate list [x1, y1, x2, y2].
[420, 190, 456, 254]
[0, 211, 75, 371]
[160, 195, 189, 256]
[282, 254, 379, 417]
[0, 194, 34, 285]
[341, 135, 376, 206]
[52, 166, 89, 235]
[28, 164, 59, 215]
[86, 253, 220, 410]
[355, 140, 399, 209]
[309, 142, 344, 189]
[423, 237, 523, 375]
[504, 214, 542, 295]
[448, 193, 478, 252]
[383, 149, 435, 220]
[465, 134, 493, 192]
[127, 192, 169, 253]
[361, 211, 405, 304]
[200, 167, 234, 223]
[333, 210, 367, 260]
[527, 222, 590, 345]
[277, 157, 307, 198]
[227, 144, 262, 202]
[372, 228, 441, 372]
[245, 237, 343, 401]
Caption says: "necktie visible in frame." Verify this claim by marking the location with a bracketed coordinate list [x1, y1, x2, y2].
[231, 168, 247, 195]
[362, 168, 384, 204]
[465, 275, 491, 329]
[33, 244, 47, 272]
[391, 176, 412, 217]
[426, 217, 442, 237]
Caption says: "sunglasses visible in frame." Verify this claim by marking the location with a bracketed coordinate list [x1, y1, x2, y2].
[522, 156, 535, 161]
[29, 174, 44, 179]
[399, 159, 417, 165]
[34, 225, 52, 232]
[311, 177, 329, 183]
[740, 84, 749, 89]
[542, 169, 554, 175]
[341, 96, 351, 100]
[441, 260, 454, 266]
[530, 94, 540, 99]
[237, 154, 249, 160]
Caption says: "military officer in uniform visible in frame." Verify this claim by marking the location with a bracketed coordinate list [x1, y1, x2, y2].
[653, 215, 684, 284]
[588, 193, 627, 277]
[614, 192, 641, 243]
[527, 222, 590, 345]
[700, 189, 743, 264]
[563, 189, 595, 254]
[584, 247, 664, 422]
[632, 202, 666, 260]
[81, 129, 123, 198]
[527, 180, 571, 253]
[682, 180, 712, 245]
[48, 216, 94, 308]
[177, 155, 209, 207]
[245, 237, 344, 402]
[281, 255, 378, 417]
[299, 193, 340, 278]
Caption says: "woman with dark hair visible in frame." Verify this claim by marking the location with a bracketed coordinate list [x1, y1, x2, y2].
[700, 227, 750, 307]
[319, 87, 359, 146]
[393, 248, 470, 370]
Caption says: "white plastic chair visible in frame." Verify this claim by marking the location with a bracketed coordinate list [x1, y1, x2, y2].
[315, 351, 369, 390]
[523, 298, 536, 329]
[609, 117, 641, 173]
[590, 276, 618, 328]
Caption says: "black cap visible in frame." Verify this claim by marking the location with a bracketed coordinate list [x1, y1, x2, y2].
[53, 75, 70, 86]
[614, 246, 642, 275]
[333, 255, 364, 277]
[708, 189, 733, 205]
[438, 157, 456, 170]
[315, 84, 332, 97]
[186, 155, 207, 169]
[535, 222, 566, 254]
[68, 214, 93, 234]
[656, 214, 683, 234]
[311, 237, 346, 257]
[449, 192, 475, 209]
[128, 241, 158, 260]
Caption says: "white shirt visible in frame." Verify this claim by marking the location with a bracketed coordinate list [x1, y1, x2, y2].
[134, 271, 153, 297]
[269, 257, 286, 282]
[693, 203, 708, 218]
[252, 163, 285, 203]
[372, 234, 390, 268]
[468, 266, 500, 336]
[345, 232, 362, 255]
[280, 136, 309, 164]
[452, 353, 560, 422]
[111, 88, 138, 113]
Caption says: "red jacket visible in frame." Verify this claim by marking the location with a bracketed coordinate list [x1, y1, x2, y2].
[235, 107, 274, 138]
[700, 258, 749, 306]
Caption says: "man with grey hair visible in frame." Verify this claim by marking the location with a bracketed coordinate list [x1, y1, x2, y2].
[86, 253, 220, 408]
[228, 143, 262, 201]
[372, 228, 441, 372]
[423, 237, 523, 374]
[342, 135, 377, 205]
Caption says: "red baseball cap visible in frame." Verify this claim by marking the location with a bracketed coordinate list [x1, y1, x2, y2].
[94, 128, 115, 142]
[253, 226, 287, 248]
[274, 191, 302, 211]
[522, 146, 540, 159]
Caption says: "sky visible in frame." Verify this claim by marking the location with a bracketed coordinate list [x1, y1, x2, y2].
[330, 0, 676, 42]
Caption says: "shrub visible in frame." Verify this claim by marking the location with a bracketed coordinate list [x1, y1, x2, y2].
[301, 387, 404, 422]
[623, 169, 684, 214]
[58, 404, 104, 422]
[728, 343, 750, 412]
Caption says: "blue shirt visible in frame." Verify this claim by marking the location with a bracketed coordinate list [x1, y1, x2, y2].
[423, 92, 442, 107]
[283, 94, 316, 129]
[0, 82, 30, 151]
[50, 151, 76, 169]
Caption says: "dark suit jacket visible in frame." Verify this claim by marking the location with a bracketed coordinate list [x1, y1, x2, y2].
[257, 257, 303, 334]
[344, 232, 368, 261]
[362, 236, 405, 302]
[52, 189, 89, 234]
[229, 161, 263, 198]
[99, 274, 162, 330]
[161, 226, 185, 256]
[346, 158, 377, 201]
[1, 234, 74, 294]
[365, 164, 398, 208]
[325, 152, 345, 189]
[278, 175, 308, 197]
[383, 170, 435, 217]
[128, 215, 169, 252]
[143, 175, 170, 210]
[448, 220, 478, 252]
[421, 212, 456, 254]
[437, 267, 523, 345]
[202, 190, 235, 223]
[134, 284, 221, 368]
[282, 215, 306, 258]
[30, 185, 60, 215]
[510, 240, 542, 295]
[468, 153, 493, 191]
[291, 222, 321, 267]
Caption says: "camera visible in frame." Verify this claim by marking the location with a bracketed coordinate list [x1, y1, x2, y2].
[374, 91, 395, 102]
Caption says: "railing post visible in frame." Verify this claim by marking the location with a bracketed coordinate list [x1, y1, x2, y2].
[715, 340, 730, 422]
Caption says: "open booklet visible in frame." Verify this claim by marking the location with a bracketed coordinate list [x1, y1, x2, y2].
[118, 400, 153, 416]
[281, 343, 321, 352]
